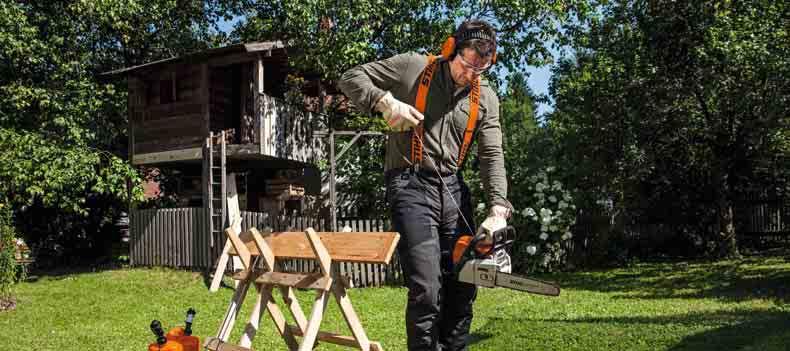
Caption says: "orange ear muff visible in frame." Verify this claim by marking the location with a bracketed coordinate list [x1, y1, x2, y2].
[440, 35, 497, 65]
[440, 36, 455, 59]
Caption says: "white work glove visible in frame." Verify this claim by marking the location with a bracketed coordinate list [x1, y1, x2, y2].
[375, 92, 424, 131]
[477, 205, 511, 239]
[478, 205, 512, 272]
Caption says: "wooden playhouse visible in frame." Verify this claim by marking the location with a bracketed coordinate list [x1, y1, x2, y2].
[106, 41, 330, 269]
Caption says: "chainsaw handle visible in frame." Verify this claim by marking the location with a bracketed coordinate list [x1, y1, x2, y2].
[470, 225, 515, 257]
[489, 225, 515, 254]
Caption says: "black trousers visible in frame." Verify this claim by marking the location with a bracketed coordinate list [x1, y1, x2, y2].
[386, 168, 478, 351]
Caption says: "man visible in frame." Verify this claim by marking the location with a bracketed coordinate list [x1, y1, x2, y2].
[338, 19, 513, 350]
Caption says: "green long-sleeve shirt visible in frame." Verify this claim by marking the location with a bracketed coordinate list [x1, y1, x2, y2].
[338, 52, 512, 210]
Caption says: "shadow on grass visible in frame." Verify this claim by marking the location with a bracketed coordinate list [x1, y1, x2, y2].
[200, 270, 236, 291]
[468, 331, 494, 346]
[482, 309, 790, 351]
[669, 310, 790, 351]
[22, 262, 129, 281]
[549, 256, 790, 304]
[22, 263, 218, 286]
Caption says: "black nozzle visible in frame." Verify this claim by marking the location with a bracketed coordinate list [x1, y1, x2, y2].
[184, 308, 196, 336]
[150, 320, 167, 345]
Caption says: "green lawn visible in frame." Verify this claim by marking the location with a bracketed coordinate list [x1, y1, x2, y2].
[1, 256, 789, 350]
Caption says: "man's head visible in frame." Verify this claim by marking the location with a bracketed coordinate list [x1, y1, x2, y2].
[448, 19, 497, 88]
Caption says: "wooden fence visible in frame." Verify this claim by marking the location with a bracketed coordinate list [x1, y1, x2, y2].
[566, 198, 790, 254]
[129, 201, 789, 282]
[129, 208, 400, 287]
[737, 199, 789, 236]
[735, 198, 790, 247]
[129, 208, 212, 269]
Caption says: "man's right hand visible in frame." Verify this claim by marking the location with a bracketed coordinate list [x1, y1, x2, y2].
[375, 92, 424, 131]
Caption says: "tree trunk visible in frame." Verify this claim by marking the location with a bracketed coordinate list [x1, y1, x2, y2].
[717, 199, 739, 258]
[713, 164, 740, 258]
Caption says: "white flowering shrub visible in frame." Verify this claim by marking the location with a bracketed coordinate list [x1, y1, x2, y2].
[510, 167, 576, 273]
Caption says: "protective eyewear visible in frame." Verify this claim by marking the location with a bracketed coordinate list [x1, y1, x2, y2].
[458, 54, 492, 75]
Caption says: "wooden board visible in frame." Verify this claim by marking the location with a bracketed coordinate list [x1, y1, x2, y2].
[285, 326, 382, 350]
[132, 146, 203, 164]
[134, 136, 205, 155]
[145, 101, 204, 121]
[254, 272, 332, 291]
[228, 231, 399, 265]
[135, 113, 205, 141]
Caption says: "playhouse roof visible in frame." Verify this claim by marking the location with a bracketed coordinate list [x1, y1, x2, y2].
[102, 41, 287, 76]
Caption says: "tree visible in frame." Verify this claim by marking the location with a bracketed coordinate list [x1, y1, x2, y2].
[0, 1, 227, 263]
[550, 0, 790, 258]
[228, 0, 591, 83]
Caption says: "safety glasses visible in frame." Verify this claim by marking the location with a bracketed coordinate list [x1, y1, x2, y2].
[458, 54, 492, 75]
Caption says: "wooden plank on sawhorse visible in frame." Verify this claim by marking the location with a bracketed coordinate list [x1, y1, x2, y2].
[228, 231, 400, 264]
[206, 226, 398, 351]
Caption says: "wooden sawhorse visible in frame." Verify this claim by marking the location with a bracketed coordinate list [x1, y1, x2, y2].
[204, 227, 399, 351]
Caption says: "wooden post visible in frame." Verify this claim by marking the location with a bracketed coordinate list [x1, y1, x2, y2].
[256, 54, 265, 155]
[330, 130, 337, 232]
[210, 174, 242, 292]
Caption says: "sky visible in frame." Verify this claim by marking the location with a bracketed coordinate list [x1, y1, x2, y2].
[524, 64, 553, 116]
[217, 17, 556, 116]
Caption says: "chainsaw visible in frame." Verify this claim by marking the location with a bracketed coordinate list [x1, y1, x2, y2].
[452, 225, 561, 296]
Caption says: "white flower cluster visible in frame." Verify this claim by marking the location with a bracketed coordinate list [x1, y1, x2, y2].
[514, 167, 576, 268]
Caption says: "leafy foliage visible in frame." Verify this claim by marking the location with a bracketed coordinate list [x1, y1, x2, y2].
[0, 1, 226, 264]
[511, 167, 577, 273]
[549, 0, 790, 259]
[0, 129, 140, 214]
[229, 0, 590, 82]
[0, 203, 19, 300]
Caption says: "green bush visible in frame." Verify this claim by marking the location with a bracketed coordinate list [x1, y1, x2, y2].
[0, 203, 19, 299]
[510, 167, 577, 273]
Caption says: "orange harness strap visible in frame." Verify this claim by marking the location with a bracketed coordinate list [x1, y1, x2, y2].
[458, 79, 480, 167]
[411, 56, 480, 167]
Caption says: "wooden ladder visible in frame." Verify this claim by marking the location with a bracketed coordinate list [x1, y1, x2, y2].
[204, 227, 400, 351]
[207, 131, 227, 249]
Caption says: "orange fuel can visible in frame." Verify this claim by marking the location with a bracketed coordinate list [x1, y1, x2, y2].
[147, 340, 184, 351]
[166, 327, 200, 351]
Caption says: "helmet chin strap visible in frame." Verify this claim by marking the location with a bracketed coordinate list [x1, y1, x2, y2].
[412, 130, 475, 235]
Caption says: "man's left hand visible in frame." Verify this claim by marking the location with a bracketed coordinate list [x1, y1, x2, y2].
[478, 205, 511, 239]
[489, 205, 511, 219]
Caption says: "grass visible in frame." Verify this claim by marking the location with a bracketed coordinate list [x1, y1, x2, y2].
[1, 255, 789, 350]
